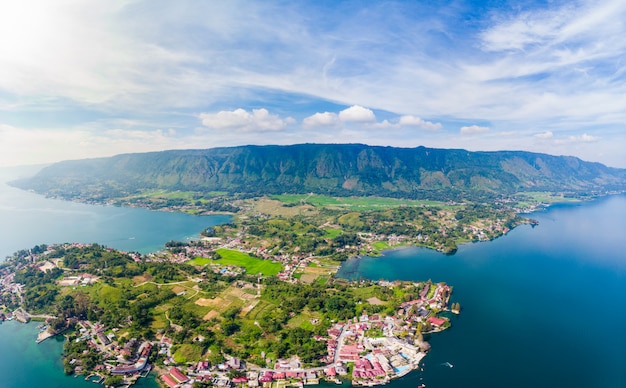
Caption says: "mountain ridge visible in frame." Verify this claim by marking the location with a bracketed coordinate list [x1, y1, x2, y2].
[11, 143, 626, 200]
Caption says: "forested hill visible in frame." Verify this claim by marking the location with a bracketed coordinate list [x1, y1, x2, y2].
[11, 144, 626, 200]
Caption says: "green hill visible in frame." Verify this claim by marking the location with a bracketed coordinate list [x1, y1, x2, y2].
[11, 144, 626, 200]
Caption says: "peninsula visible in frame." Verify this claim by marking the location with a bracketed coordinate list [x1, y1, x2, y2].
[1, 241, 455, 388]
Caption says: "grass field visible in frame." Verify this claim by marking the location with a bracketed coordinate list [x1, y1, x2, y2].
[515, 191, 581, 207]
[247, 300, 277, 320]
[271, 194, 447, 210]
[252, 197, 318, 217]
[187, 257, 214, 266]
[372, 241, 390, 251]
[213, 249, 283, 276]
[323, 228, 343, 238]
[287, 309, 321, 330]
[350, 286, 378, 300]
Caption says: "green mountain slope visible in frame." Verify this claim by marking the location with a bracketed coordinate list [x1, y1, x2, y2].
[12, 144, 626, 200]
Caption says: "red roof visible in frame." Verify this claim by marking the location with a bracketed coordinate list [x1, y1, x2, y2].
[428, 316, 446, 326]
[169, 367, 189, 383]
[161, 374, 178, 388]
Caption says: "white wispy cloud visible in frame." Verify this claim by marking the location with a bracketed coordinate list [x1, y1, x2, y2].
[398, 115, 442, 131]
[198, 108, 294, 132]
[460, 125, 490, 135]
[1, 0, 625, 167]
[0, 122, 192, 167]
[534, 131, 554, 139]
[567, 133, 601, 143]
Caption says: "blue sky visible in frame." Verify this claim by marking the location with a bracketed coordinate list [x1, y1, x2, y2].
[1, 0, 625, 167]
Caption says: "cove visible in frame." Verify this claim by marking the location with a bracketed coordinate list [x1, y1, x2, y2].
[336, 194, 626, 387]
[0, 174, 231, 260]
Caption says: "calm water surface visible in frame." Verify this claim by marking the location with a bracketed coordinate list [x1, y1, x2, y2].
[337, 194, 626, 387]
[0, 170, 230, 260]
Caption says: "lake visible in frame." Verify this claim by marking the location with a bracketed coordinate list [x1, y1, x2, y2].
[1, 166, 625, 387]
[0, 169, 231, 260]
[336, 194, 626, 387]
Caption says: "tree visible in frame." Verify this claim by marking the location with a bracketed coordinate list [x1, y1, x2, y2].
[104, 375, 124, 387]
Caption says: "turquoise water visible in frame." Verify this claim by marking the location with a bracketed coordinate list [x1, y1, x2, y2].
[0, 321, 158, 388]
[0, 321, 100, 388]
[0, 174, 231, 260]
[337, 194, 626, 387]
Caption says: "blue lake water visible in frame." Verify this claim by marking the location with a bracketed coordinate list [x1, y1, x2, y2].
[0, 170, 231, 260]
[336, 194, 626, 387]
[1, 166, 625, 387]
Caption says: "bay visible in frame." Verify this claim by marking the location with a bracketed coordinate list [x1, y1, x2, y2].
[336, 194, 626, 387]
[0, 320, 94, 388]
[0, 171, 231, 260]
[0, 168, 228, 387]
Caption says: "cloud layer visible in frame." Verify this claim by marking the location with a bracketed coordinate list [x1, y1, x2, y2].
[0, 0, 624, 167]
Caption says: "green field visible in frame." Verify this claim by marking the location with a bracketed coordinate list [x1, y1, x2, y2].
[188, 252, 283, 276]
[515, 191, 581, 207]
[187, 257, 214, 266]
[323, 228, 343, 239]
[372, 241, 391, 251]
[270, 194, 446, 210]
[212, 249, 283, 276]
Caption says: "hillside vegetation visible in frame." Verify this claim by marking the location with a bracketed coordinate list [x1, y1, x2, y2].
[12, 144, 626, 201]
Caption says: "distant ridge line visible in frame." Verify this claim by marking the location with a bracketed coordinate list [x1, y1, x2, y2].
[11, 143, 626, 200]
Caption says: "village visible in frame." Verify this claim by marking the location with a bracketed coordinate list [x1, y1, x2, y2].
[0, 212, 461, 388]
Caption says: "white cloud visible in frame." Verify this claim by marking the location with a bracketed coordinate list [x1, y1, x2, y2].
[338, 105, 376, 123]
[569, 133, 600, 143]
[303, 109, 442, 132]
[0, 1, 625, 168]
[534, 131, 553, 139]
[398, 115, 442, 131]
[0, 122, 189, 167]
[460, 125, 490, 135]
[302, 112, 339, 129]
[198, 108, 292, 132]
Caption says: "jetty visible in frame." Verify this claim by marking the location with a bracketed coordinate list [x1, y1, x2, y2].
[36, 329, 55, 343]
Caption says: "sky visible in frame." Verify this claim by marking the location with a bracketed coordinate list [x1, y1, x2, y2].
[0, 0, 625, 168]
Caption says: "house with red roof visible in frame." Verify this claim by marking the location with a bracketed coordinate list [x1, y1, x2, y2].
[161, 374, 178, 388]
[169, 367, 189, 384]
[428, 316, 446, 326]
[259, 371, 273, 383]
